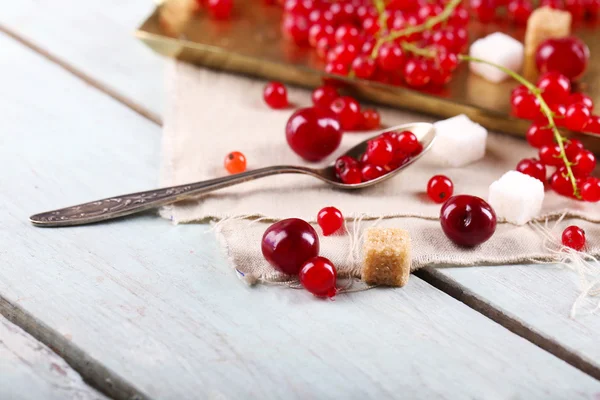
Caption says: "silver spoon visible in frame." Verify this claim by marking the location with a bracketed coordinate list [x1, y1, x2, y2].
[30, 122, 435, 227]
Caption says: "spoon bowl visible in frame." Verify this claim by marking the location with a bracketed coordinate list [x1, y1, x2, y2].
[30, 122, 435, 227]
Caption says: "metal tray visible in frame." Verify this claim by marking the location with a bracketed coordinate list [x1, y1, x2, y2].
[136, 2, 600, 152]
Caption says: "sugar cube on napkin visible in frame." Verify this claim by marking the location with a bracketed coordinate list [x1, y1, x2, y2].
[362, 228, 411, 287]
[488, 171, 545, 225]
[429, 114, 487, 167]
[469, 32, 524, 83]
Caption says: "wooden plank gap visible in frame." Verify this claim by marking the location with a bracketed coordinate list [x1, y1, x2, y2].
[0, 24, 162, 126]
[0, 296, 152, 400]
[415, 266, 600, 382]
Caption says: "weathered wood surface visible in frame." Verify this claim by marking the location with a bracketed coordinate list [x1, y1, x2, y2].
[2, 31, 600, 399]
[0, 315, 108, 400]
[0, 0, 164, 120]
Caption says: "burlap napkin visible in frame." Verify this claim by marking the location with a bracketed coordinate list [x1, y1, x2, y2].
[160, 61, 600, 283]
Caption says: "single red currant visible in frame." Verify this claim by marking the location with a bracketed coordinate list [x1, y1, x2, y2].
[535, 37, 590, 80]
[516, 158, 546, 182]
[339, 166, 362, 184]
[581, 177, 600, 202]
[588, 115, 600, 134]
[561, 225, 586, 251]
[526, 123, 554, 148]
[511, 91, 540, 120]
[565, 102, 591, 132]
[224, 151, 247, 174]
[312, 86, 338, 109]
[427, 175, 454, 203]
[569, 93, 594, 110]
[438, 51, 459, 72]
[329, 96, 361, 130]
[565, 0, 586, 18]
[549, 170, 573, 196]
[395, 130, 420, 154]
[564, 139, 584, 160]
[352, 55, 376, 79]
[571, 150, 596, 176]
[536, 72, 572, 105]
[361, 164, 386, 181]
[376, 42, 406, 72]
[361, 109, 380, 130]
[281, 13, 310, 46]
[286, 107, 342, 161]
[404, 59, 430, 87]
[207, 0, 233, 19]
[317, 206, 344, 236]
[470, 0, 497, 22]
[366, 137, 394, 166]
[440, 195, 497, 247]
[334, 23, 360, 45]
[299, 256, 337, 297]
[335, 155, 359, 175]
[262, 218, 320, 275]
[308, 23, 334, 47]
[538, 144, 563, 166]
[507, 0, 533, 24]
[263, 81, 288, 109]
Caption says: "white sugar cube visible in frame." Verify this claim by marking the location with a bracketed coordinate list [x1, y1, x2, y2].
[488, 171, 545, 225]
[469, 32, 524, 83]
[429, 114, 487, 167]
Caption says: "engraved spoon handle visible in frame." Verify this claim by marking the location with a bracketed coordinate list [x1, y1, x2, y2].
[30, 165, 318, 227]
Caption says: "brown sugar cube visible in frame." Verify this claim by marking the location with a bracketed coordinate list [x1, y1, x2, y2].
[523, 7, 571, 79]
[158, 0, 198, 38]
[362, 228, 411, 287]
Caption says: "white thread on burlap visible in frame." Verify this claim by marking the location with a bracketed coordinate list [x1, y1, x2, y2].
[530, 213, 600, 318]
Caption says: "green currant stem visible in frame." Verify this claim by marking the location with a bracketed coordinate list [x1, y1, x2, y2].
[401, 42, 436, 58]
[459, 55, 580, 199]
[370, 0, 461, 58]
[372, 0, 387, 38]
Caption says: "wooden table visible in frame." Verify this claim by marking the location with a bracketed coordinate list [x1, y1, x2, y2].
[2, 2, 600, 399]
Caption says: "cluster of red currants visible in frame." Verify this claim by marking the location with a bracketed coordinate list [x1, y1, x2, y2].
[280, 0, 467, 87]
[510, 70, 599, 202]
[470, 0, 600, 25]
[333, 130, 423, 184]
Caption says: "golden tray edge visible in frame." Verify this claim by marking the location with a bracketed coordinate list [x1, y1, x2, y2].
[136, 6, 600, 154]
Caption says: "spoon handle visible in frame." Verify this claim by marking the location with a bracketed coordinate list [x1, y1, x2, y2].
[30, 165, 316, 227]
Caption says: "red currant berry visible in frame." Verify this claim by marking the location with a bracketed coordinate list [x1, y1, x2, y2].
[404, 59, 430, 87]
[262, 218, 320, 275]
[328, 43, 359, 65]
[286, 107, 342, 161]
[395, 130, 420, 154]
[335, 155, 359, 175]
[516, 158, 546, 182]
[376, 43, 405, 72]
[224, 151, 247, 174]
[330, 96, 361, 130]
[325, 61, 349, 76]
[536, 37, 589, 80]
[317, 206, 344, 236]
[565, 102, 591, 132]
[334, 23, 360, 45]
[361, 109, 380, 130]
[526, 123, 554, 148]
[438, 51, 459, 71]
[507, 0, 533, 24]
[470, 0, 497, 22]
[565, 0, 586, 17]
[569, 93, 594, 110]
[587, 115, 600, 134]
[427, 175, 454, 203]
[561, 225, 586, 251]
[539, 144, 563, 166]
[587, 0, 600, 17]
[352, 55, 376, 79]
[549, 169, 573, 196]
[536, 72, 572, 105]
[440, 195, 497, 247]
[571, 150, 596, 176]
[565, 139, 584, 160]
[430, 66, 453, 86]
[263, 81, 288, 109]
[339, 165, 362, 184]
[581, 177, 600, 202]
[312, 86, 338, 109]
[281, 13, 310, 46]
[283, 0, 312, 16]
[366, 137, 394, 166]
[361, 164, 386, 181]
[308, 23, 334, 47]
[449, 6, 470, 26]
[207, 0, 233, 19]
[299, 256, 337, 297]
[511, 91, 540, 119]
[316, 36, 335, 59]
